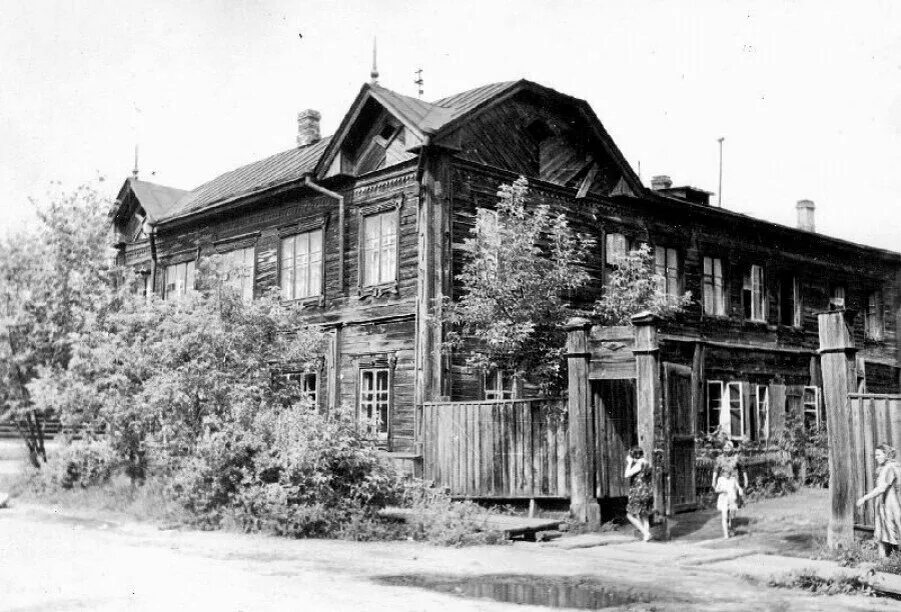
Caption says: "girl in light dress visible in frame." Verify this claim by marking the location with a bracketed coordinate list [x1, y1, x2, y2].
[856, 443, 901, 558]
[715, 464, 743, 539]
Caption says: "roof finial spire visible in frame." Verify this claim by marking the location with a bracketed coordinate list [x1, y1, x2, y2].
[370, 37, 379, 84]
[132, 144, 139, 180]
[414, 68, 424, 98]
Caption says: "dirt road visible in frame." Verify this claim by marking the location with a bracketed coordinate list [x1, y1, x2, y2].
[0, 500, 894, 611]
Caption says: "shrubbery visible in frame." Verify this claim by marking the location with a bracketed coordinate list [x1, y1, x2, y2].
[40, 438, 118, 490]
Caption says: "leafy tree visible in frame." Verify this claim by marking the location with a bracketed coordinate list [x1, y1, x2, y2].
[28, 261, 326, 481]
[443, 176, 594, 391]
[593, 243, 691, 325]
[0, 184, 116, 466]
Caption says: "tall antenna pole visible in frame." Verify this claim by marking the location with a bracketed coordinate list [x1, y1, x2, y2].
[717, 137, 724, 207]
[370, 37, 379, 84]
[132, 144, 139, 180]
[414, 68, 424, 98]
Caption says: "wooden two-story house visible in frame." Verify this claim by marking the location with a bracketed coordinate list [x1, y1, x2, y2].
[111, 78, 901, 477]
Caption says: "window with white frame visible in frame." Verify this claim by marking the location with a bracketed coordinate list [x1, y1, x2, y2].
[280, 230, 323, 300]
[164, 260, 195, 299]
[654, 246, 680, 297]
[803, 386, 821, 430]
[224, 246, 255, 302]
[280, 370, 318, 405]
[865, 291, 884, 341]
[742, 265, 766, 322]
[703, 257, 725, 316]
[706, 381, 745, 438]
[360, 368, 390, 440]
[779, 274, 801, 327]
[362, 211, 398, 287]
[485, 369, 514, 400]
[756, 385, 770, 442]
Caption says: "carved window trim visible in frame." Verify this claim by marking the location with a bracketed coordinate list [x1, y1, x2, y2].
[357, 196, 403, 299]
[213, 231, 260, 253]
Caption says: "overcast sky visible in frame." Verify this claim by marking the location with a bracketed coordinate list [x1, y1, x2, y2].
[1, 1, 899, 250]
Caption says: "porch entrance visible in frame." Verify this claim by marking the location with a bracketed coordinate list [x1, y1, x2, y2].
[592, 379, 637, 499]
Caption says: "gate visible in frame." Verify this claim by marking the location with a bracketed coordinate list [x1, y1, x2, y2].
[850, 393, 901, 530]
[592, 379, 637, 499]
[665, 363, 696, 512]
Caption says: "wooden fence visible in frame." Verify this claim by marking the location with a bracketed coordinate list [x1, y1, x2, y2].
[850, 393, 901, 530]
[417, 398, 570, 498]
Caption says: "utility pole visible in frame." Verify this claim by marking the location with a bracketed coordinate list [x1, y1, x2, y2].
[717, 137, 724, 207]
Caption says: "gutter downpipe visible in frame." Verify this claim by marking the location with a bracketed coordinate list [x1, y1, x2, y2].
[304, 176, 345, 291]
[148, 222, 158, 295]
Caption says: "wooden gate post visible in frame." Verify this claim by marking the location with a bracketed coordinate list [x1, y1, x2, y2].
[632, 312, 665, 516]
[818, 309, 858, 550]
[563, 317, 600, 525]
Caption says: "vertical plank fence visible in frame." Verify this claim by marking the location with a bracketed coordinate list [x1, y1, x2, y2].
[850, 393, 901, 530]
[418, 398, 570, 498]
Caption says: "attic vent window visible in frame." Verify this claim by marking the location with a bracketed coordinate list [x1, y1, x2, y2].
[379, 123, 398, 141]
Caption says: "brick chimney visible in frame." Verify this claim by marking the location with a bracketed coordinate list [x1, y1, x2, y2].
[796, 199, 815, 232]
[297, 109, 321, 147]
[651, 175, 672, 190]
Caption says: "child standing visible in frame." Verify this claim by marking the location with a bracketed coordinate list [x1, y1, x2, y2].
[715, 465, 743, 539]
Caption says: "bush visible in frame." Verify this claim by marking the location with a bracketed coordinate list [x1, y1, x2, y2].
[167, 404, 407, 538]
[400, 482, 506, 546]
[767, 570, 875, 597]
[42, 439, 118, 490]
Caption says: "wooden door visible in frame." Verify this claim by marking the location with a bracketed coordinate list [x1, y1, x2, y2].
[665, 363, 696, 513]
[592, 379, 637, 499]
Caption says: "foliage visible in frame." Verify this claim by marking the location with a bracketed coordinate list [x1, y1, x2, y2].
[777, 412, 829, 487]
[400, 482, 506, 546]
[443, 176, 594, 390]
[27, 259, 326, 482]
[767, 570, 875, 597]
[41, 438, 119, 490]
[172, 403, 407, 537]
[592, 243, 691, 325]
[0, 183, 117, 466]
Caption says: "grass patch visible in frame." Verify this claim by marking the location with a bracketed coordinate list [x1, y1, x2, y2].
[767, 570, 876, 597]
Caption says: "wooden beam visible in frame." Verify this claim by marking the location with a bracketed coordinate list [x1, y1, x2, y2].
[818, 309, 858, 550]
[563, 317, 600, 525]
[633, 312, 664, 516]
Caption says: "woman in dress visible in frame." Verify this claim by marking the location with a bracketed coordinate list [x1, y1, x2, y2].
[624, 446, 653, 542]
[856, 443, 901, 557]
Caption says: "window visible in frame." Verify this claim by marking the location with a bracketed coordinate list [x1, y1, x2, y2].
[280, 230, 323, 300]
[605, 233, 629, 266]
[865, 291, 884, 341]
[702, 257, 726, 316]
[224, 246, 255, 302]
[706, 381, 745, 438]
[654, 246, 680, 297]
[803, 386, 821, 430]
[829, 286, 846, 309]
[742, 265, 766, 322]
[485, 369, 514, 400]
[779, 274, 801, 327]
[360, 369, 390, 441]
[705, 381, 723, 434]
[756, 385, 770, 442]
[362, 211, 397, 287]
[164, 260, 195, 299]
[280, 370, 318, 406]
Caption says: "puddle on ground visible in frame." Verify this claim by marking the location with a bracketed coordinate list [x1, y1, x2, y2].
[374, 574, 667, 609]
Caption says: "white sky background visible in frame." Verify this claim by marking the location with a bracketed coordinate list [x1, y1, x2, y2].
[1, 1, 899, 250]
